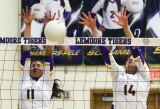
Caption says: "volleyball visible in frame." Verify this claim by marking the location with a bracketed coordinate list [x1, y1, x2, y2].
[31, 3, 46, 19]
[126, 0, 143, 14]
[44, 20, 66, 42]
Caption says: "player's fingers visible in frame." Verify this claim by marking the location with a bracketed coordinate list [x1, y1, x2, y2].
[79, 22, 85, 25]
[82, 12, 89, 19]
[22, 9, 26, 16]
[120, 7, 123, 15]
[127, 13, 131, 18]
[44, 12, 47, 17]
[88, 11, 92, 19]
[44, 13, 48, 19]
[49, 11, 52, 19]
[123, 8, 126, 16]
[94, 15, 98, 21]
[52, 13, 56, 19]
[79, 16, 85, 22]
[114, 12, 120, 19]
[26, 6, 29, 14]
[29, 7, 32, 14]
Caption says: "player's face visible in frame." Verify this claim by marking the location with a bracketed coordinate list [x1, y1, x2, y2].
[30, 61, 44, 80]
[126, 58, 138, 74]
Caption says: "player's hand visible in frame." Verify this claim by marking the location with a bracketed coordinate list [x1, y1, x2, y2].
[19, 6, 35, 26]
[79, 12, 97, 30]
[113, 8, 131, 29]
[44, 11, 59, 25]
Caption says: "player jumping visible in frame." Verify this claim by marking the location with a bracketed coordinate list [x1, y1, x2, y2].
[19, 6, 69, 109]
[79, 9, 150, 109]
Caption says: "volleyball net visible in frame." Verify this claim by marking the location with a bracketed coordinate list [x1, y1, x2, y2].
[0, 44, 160, 109]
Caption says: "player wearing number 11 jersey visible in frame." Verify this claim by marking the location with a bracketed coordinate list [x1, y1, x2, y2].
[18, 7, 66, 109]
[99, 46, 150, 109]
[19, 51, 56, 109]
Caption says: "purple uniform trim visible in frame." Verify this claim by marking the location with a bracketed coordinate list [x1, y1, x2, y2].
[91, 13, 100, 27]
[129, 46, 145, 64]
[20, 51, 31, 66]
[99, 46, 111, 65]
[45, 55, 54, 71]
[91, 13, 96, 18]
[64, 12, 71, 19]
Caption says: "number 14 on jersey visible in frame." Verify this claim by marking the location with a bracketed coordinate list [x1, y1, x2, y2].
[124, 85, 136, 96]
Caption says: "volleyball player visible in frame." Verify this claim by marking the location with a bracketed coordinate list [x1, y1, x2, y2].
[79, 9, 150, 109]
[19, 6, 69, 109]
[91, 0, 127, 37]
[99, 46, 150, 109]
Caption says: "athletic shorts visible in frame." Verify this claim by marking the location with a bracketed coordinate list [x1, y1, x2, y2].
[101, 27, 125, 37]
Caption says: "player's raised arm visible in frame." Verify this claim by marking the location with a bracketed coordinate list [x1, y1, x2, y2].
[20, 50, 31, 81]
[99, 46, 119, 70]
[43, 54, 55, 86]
[19, 6, 35, 51]
[79, 12, 101, 37]
[130, 46, 150, 81]
[99, 46, 123, 80]
[19, 6, 33, 72]
[43, 46, 54, 71]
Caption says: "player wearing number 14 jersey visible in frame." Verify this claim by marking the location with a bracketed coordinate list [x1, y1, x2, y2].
[79, 6, 150, 109]
[99, 46, 150, 109]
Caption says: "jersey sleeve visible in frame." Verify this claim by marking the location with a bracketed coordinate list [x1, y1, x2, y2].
[91, 0, 105, 13]
[63, 0, 72, 19]
[64, 0, 71, 12]
[20, 51, 31, 80]
[20, 51, 30, 66]
[45, 55, 54, 71]
[99, 46, 124, 80]
[130, 46, 150, 81]
[44, 55, 55, 86]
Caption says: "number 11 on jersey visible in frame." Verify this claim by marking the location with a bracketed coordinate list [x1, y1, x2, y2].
[27, 89, 34, 99]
